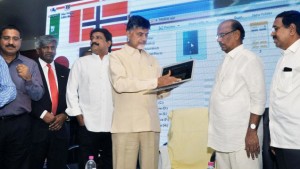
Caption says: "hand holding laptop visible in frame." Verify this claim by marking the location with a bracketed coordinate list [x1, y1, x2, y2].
[144, 60, 194, 94]
[157, 70, 181, 87]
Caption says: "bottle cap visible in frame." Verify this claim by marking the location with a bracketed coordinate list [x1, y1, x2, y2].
[208, 161, 214, 166]
[89, 156, 94, 160]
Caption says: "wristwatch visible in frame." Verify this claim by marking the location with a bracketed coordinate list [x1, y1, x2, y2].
[250, 123, 257, 130]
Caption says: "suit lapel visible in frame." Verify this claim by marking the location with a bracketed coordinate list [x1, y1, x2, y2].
[37, 60, 51, 100]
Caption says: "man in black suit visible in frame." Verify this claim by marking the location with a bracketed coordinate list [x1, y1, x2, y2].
[30, 35, 70, 169]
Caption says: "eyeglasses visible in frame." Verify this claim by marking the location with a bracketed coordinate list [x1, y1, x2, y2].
[216, 30, 236, 39]
[1, 36, 21, 42]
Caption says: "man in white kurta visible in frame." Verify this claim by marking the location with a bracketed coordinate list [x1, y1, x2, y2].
[208, 19, 266, 169]
[66, 28, 113, 169]
[269, 10, 300, 169]
[109, 15, 179, 169]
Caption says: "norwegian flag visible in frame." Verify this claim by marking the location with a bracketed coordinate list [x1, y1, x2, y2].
[69, 1, 128, 43]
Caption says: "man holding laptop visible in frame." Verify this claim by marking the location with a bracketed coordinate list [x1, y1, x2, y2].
[109, 15, 180, 169]
[148, 59, 194, 93]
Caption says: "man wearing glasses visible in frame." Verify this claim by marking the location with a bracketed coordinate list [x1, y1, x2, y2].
[208, 19, 266, 169]
[0, 25, 44, 169]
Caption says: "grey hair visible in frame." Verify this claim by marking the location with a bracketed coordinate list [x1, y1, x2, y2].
[35, 35, 58, 49]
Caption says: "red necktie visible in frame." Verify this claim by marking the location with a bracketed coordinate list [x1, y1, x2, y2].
[47, 64, 58, 115]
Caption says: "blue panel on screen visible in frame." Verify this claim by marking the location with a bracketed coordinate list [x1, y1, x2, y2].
[176, 29, 207, 62]
[183, 30, 198, 55]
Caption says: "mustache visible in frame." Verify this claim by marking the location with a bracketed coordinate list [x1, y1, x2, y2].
[6, 44, 16, 48]
[91, 42, 99, 47]
[44, 53, 55, 57]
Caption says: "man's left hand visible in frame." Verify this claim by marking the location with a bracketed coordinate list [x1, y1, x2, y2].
[245, 130, 260, 159]
[49, 113, 67, 131]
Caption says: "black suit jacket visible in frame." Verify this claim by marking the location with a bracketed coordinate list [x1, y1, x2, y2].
[31, 60, 70, 142]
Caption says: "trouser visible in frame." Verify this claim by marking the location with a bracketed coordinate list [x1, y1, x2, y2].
[274, 148, 300, 169]
[0, 113, 31, 169]
[78, 126, 113, 169]
[216, 148, 262, 169]
[29, 132, 69, 169]
[262, 109, 277, 169]
[112, 132, 160, 169]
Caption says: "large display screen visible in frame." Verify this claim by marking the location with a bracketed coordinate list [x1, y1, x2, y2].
[46, 0, 300, 144]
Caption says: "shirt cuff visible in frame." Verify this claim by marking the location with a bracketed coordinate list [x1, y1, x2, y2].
[40, 110, 48, 119]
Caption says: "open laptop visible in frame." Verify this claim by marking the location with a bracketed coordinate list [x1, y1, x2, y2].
[145, 60, 194, 94]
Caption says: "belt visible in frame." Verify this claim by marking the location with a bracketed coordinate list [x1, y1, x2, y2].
[0, 113, 26, 120]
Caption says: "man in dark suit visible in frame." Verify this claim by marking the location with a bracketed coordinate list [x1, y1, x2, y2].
[30, 35, 70, 169]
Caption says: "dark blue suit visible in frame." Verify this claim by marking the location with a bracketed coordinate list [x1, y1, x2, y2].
[30, 60, 70, 169]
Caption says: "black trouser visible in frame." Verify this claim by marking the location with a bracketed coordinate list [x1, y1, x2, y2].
[262, 109, 277, 169]
[274, 148, 300, 169]
[78, 126, 113, 169]
[0, 114, 31, 169]
[29, 131, 69, 169]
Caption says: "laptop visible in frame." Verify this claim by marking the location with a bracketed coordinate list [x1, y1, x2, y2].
[145, 60, 194, 94]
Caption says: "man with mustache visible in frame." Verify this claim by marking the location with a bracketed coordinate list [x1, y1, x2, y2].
[269, 10, 300, 169]
[109, 15, 179, 169]
[29, 35, 70, 169]
[0, 25, 44, 169]
[208, 19, 266, 169]
[66, 28, 113, 169]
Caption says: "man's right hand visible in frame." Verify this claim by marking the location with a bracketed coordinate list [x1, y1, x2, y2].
[76, 115, 85, 126]
[157, 71, 181, 87]
[42, 112, 56, 124]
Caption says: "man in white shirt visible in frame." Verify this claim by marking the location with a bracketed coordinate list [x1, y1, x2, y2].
[208, 19, 266, 169]
[269, 10, 300, 169]
[66, 28, 113, 169]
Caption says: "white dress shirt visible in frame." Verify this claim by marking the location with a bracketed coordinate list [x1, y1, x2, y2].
[39, 58, 58, 118]
[66, 54, 113, 132]
[270, 39, 300, 149]
[208, 44, 266, 152]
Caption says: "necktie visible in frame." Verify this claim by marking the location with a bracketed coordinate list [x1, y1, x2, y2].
[47, 64, 58, 115]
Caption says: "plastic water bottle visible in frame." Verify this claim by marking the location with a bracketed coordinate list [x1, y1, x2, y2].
[85, 156, 96, 169]
[207, 161, 215, 169]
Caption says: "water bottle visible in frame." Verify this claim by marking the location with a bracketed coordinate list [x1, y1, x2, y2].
[85, 155, 96, 169]
[207, 161, 215, 169]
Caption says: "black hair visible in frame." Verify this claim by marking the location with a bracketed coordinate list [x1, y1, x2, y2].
[0, 24, 22, 38]
[276, 10, 300, 35]
[126, 15, 150, 31]
[90, 28, 112, 52]
[230, 19, 245, 41]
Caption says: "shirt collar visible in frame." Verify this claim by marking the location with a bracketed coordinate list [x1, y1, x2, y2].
[7, 52, 21, 66]
[124, 44, 146, 56]
[91, 53, 110, 61]
[283, 39, 300, 55]
[39, 57, 55, 69]
[227, 44, 244, 59]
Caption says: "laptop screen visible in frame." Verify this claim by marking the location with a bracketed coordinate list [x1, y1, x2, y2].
[162, 60, 194, 81]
